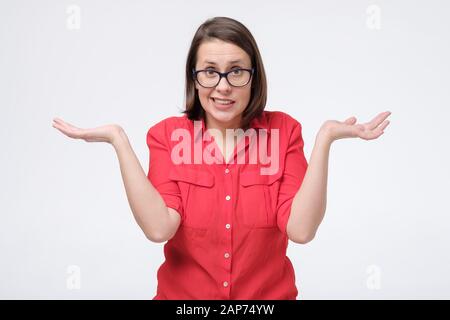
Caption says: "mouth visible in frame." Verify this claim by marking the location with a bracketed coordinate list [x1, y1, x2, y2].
[211, 97, 236, 110]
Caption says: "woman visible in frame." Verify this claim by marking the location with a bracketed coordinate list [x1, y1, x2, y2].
[52, 17, 391, 300]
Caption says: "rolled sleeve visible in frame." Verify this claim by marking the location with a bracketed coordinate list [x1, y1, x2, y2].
[276, 121, 308, 236]
[146, 122, 184, 220]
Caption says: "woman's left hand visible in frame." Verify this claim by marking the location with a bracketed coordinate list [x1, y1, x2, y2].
[319, 111, 391, 143]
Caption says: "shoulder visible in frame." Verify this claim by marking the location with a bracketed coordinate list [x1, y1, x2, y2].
[263, 110, 304, 133]
[147, 115, 191, 143]
[263, 110, 306, 150]
[147, 114, 191, 139]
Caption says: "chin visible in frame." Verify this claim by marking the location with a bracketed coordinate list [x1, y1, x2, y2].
[207, 108, 242, 125]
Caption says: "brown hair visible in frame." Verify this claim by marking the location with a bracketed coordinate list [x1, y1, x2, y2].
[182, 17, 267, 130]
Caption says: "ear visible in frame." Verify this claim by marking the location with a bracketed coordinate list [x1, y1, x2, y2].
[192, 72, 199, 91]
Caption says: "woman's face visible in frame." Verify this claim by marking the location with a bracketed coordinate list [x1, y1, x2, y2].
[194, 39, 252, 130]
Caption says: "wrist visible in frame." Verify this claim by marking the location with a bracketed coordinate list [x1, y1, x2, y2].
[317, 125, 334, 146]
[111, 126, 127, 148]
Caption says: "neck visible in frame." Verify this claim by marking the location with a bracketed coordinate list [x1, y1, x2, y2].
[205, 114, 242, 138]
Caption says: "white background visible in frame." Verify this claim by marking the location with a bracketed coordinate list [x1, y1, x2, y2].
[1, 0, 449, 299]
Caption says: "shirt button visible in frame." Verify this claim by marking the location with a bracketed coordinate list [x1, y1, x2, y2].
[225, 168, 230, 174]
[224, 252, 230, 259]
[225, 195, 231, 201]
[225, 224, 231, 229]
[223, 281, 229, 287]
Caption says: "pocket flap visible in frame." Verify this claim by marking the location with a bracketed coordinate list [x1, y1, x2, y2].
[169, 166, 215, 187]
[239, 169, 282, 186]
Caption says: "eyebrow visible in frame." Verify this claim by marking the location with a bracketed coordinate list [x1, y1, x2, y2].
[203, 59, 245, 65]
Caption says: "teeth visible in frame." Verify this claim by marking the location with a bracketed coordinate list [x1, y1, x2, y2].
[214, 98, 234, 105]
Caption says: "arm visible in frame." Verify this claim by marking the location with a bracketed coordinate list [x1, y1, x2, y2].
[287, 111, 392, 244]
[112, 128, 181, 243]
[286, 130, 330, 244]
[51, 117, 180, 243]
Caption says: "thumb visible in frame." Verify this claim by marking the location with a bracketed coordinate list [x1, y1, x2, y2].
[344, 116, 357, 125]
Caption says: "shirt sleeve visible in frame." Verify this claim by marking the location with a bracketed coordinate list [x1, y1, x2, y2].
[146, 121, 184, 221]
[276, 121, 308, 236]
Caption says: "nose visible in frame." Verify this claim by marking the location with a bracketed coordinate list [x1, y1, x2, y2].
[215, 75, 232, 93]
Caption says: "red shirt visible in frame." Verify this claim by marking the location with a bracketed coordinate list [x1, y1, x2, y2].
[146, 110, 308, 299]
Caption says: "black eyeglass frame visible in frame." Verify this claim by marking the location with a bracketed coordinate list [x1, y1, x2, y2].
[192, 67, 255, 88]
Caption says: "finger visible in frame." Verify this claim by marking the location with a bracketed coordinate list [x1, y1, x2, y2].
[52, 120, 67, 131]
[53, 117, 66, 124]
[52, 119, 62, 127]
[53, 117, 77, 128]
[344, 116, 357, 125]
[53, 119, 74, 131]
[52, 121, 83, 139]
[52, 120, 64, 129]
[52, 123, 69, 136]
[52, 122, 70, 135]
[369, 119, 390, 137]
[58, 119, 76, 128]
[366, 111, 391, 130]
[378, 120, 390, 133]
[358, 120, 389, 140]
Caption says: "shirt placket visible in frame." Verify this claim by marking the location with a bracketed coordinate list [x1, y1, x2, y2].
[198, 119, 262, 299]
[222, 164, 232, 297]
[217, 133, 254, 299]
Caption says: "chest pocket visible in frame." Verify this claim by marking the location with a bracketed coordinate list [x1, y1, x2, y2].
[239, 169, 283, 228]
[168, 166, 215, 229]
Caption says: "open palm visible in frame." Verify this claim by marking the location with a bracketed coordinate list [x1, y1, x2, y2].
[52, 117, 122, 144]
[321, 111, 391, 142]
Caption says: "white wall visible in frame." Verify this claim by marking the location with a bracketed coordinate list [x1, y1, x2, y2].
[1, 0, 449, 299]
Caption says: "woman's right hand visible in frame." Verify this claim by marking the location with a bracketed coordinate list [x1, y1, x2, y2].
[52, 117, 123, 145]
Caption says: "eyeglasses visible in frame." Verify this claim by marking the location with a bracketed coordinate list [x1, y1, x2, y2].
[192, 67, 254, 88]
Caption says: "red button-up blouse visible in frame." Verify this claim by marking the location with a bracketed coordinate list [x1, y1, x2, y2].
[146, 110, 308, 300]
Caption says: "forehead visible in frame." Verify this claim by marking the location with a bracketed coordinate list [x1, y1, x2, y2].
[196, 39, 251, 66]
